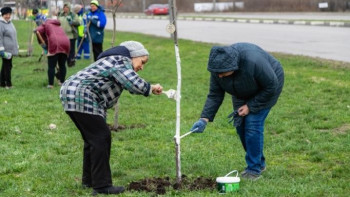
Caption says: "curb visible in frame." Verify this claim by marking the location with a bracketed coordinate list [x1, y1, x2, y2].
[116, 15, 350, 28]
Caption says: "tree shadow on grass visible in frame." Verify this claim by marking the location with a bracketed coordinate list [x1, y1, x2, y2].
[108, 123, 147, 132]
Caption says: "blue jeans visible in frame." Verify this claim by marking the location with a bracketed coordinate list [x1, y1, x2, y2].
[236, 108, 271, 175]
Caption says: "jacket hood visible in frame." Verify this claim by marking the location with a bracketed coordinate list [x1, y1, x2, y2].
[45, 19, 61, 26]
[64, 2, 71, 9]
[77, 9, 84, 16]
[207, 46, 239, 73]
[0, 17, 11, 23]
[97, 46, 131, 60]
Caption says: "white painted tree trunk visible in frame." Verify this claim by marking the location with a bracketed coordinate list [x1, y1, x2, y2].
[174, 44, 182, 184]
[169, 0, 182, 184]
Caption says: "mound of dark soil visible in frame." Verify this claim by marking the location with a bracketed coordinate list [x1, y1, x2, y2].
[127, 175, 216, 195]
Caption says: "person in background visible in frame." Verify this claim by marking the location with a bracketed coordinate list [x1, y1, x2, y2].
[87, 0, 106, 61]
[60, 41, 163, 195]
[32, 8, 47, 26]
[0, 7, 18, 89]
[50, 8, 59, 20]
[35, 19, 70, 88]
[74, 4, 90, 60]
[58, 2, 80, 67]
[190, 43, 284, 181]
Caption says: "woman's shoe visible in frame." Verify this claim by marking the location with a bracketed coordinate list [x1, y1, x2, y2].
[92, 186, 125, 195]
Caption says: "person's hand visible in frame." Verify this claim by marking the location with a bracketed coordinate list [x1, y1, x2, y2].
[190, 118, 208, 133]
[40, 43, 47, 49]
[3, 52, 12, 59]
[151, 84, 163, 95]
[0, 51, 11, 59]
[238, 104, 249, 116]
[1, 52, 10, 59]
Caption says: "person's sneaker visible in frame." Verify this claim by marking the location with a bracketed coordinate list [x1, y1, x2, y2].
[92, 186, 125, 195]
[47, 85, 54, 89]
[241, 170, 262, 181]
[261, 166, 266, 172]
[68, 60, 76, 67]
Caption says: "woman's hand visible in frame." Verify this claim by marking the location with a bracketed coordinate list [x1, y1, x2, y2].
[151, 84, 163, 95]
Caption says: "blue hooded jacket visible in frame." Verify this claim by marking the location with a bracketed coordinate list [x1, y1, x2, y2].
[34, 14, 47, 26]
[200, 43, 284, 124]
[87, 6, 106, 43]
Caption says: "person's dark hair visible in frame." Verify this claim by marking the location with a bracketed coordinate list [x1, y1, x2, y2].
[32, 8, 39, 15]
[1, 7, 12, 16]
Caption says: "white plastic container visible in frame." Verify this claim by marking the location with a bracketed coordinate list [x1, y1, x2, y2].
[216, 170, 240, 193]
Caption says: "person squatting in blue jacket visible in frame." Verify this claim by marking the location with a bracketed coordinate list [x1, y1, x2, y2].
[86, 0, 106, 61]
[74, 4, 90, 60]
[32, 8, 47, 26]
[191, 43, 284, 181]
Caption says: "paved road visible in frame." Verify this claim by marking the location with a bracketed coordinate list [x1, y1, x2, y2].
[106, 18, 350, 63]
[181, 12, 350, 21]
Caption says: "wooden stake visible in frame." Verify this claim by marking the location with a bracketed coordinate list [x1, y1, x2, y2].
[36, 31, 46, 45]
[75, 21, 91, 59]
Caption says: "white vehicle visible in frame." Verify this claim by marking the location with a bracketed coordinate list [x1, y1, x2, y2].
[3, 1, 16, 11]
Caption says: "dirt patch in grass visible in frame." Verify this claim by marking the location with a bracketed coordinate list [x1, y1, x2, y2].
[127, 175, 216, 195]
[333, 124, 350, 135]
[108, 124, 147, 132]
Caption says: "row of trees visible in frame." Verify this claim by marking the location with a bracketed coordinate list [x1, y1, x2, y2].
[2, 0, 350, 13]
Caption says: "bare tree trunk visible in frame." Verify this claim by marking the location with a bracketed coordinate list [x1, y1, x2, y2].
[212, 0, 216, 12]
[112, 12, 117, 46]
[111, 0, 123, 130]
[27, 20, 34, 56]
[112, 100, 120, 130]
[142, 0, 146, 12]
[110, 0, 123, 47]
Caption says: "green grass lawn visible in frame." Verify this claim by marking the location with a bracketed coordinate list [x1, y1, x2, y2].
[0, 20, 349, 196]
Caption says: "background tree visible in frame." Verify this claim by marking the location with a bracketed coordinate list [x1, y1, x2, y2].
[110, 0, 123, 46]
[110, 0, 124, 131]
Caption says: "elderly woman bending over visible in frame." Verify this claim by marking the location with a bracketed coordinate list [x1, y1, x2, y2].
[60, 41, 162, 195]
